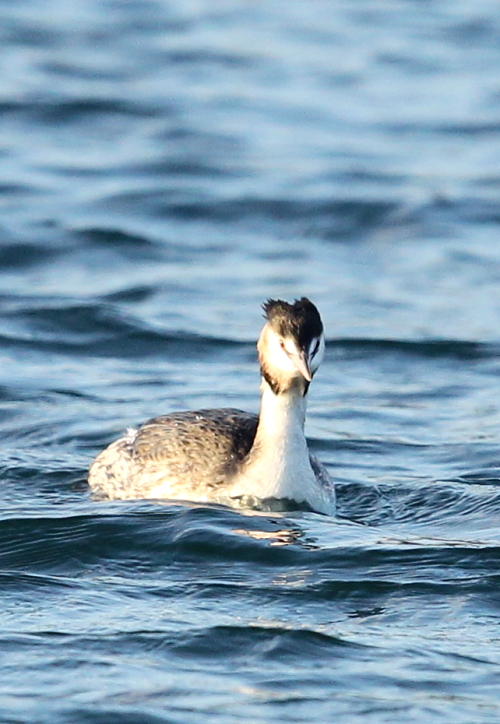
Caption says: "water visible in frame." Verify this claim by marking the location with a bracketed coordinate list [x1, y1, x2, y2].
[2, 0, 500, 721]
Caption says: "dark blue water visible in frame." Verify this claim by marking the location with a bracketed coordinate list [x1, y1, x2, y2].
[2, 1, 500, 722]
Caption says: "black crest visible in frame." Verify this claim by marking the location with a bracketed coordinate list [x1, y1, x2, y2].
[262, 297, 323, 350]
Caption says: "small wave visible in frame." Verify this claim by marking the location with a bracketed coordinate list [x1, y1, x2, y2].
[171, 624, 361, 662]
[100, 192, 396, 235]
[3, 502, 500, 578]
[337, 479, 500, 528]
[0, 507, 307, 573]
[73, 228, 164, 261]
[71, 226, 197, 264]
[0, 242, 60, 269]
[0, 571, 77, 593]
[66, 710, 172, 724]
[386, 121, 500, 137]
[125, 158, 242, 178]
[0, 98, 163, 124]
[328, 338, 497, 360]
[0, 303, 242, 357]
[160, 48, 253, 69]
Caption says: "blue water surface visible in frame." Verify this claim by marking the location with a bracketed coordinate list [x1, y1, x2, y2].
[2, 1, 500, 722]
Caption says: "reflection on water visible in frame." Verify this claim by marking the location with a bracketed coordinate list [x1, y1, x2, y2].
[233, 526, 304, 547]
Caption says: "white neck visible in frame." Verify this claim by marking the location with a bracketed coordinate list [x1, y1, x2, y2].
[229, 378, 317, 504]
[256, 379, 307, 445]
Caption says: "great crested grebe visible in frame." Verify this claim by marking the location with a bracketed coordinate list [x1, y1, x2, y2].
[88, 298, 335, 515]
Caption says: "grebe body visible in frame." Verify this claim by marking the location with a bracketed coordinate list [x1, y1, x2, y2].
[88, 298, 335, 515]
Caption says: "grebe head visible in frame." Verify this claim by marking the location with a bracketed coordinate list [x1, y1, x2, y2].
[258, 297, 325, 395]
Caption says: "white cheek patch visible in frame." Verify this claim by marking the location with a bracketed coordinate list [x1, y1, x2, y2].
[264, 328, 325, 376]
[268, 334, 298, 373]
[283, 338, 300, 357]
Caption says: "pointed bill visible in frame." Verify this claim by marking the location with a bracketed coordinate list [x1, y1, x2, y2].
[290, 351, 312, 382]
